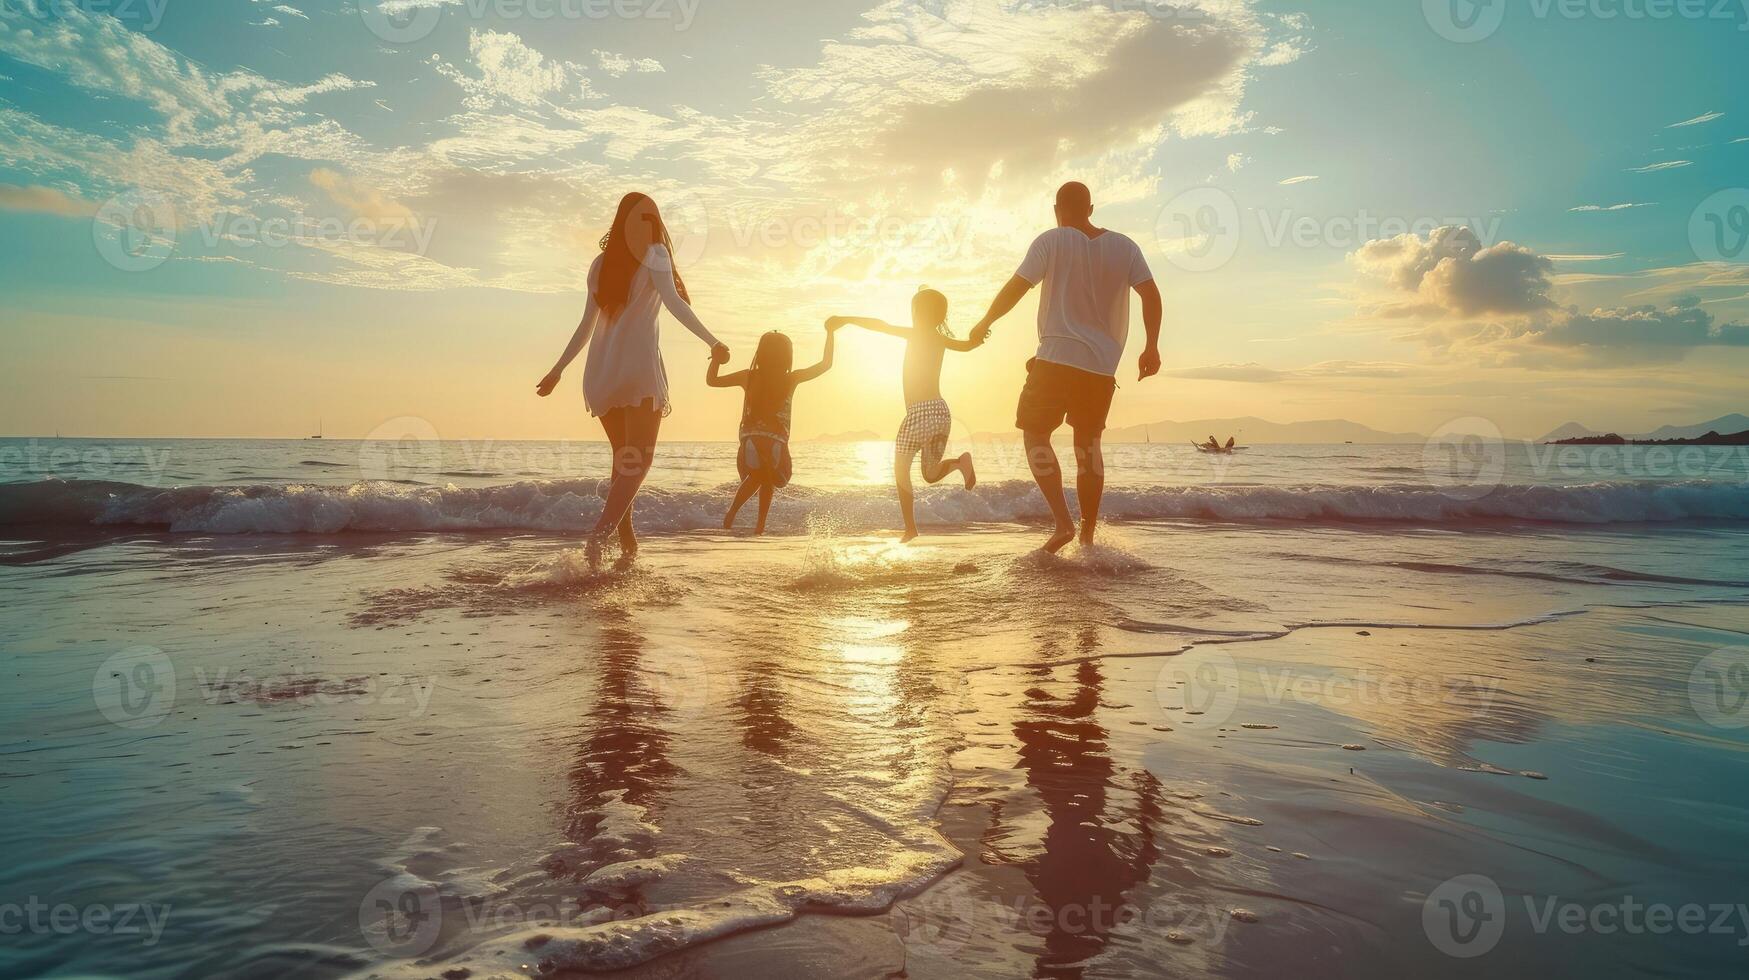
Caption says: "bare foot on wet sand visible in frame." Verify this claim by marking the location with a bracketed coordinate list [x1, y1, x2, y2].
[899, 526, 919, 544]
[1041, 524, 1076, 554]
[960, 453, 977, 490]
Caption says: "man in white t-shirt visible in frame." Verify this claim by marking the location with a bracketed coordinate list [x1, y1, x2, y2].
[967, 181, 1163, 553]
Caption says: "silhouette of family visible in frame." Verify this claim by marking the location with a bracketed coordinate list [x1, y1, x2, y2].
[537, 181, 1163, 561]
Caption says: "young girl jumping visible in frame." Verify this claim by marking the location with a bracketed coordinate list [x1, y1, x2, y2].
[707, 323, 837, 534]
[830, 288, 987, 542]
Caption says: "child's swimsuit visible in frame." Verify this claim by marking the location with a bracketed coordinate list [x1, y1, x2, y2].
[739, 390, 794, 488]
[895, 398, 952, 470]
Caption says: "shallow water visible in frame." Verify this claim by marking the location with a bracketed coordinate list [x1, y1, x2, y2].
[3, 511, 1748, 978]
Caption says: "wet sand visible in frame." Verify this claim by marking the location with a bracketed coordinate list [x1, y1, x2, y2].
[3, 522, 1748, 978]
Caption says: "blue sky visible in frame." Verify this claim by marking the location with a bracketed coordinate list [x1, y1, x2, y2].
[2, 0, 1746, 440]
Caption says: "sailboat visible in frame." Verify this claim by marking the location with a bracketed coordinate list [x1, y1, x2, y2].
[309, 419, 323, 440]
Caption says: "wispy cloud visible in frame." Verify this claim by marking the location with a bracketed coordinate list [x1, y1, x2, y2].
[1278, 175, 1319, 185]
[1667, 111, 1723, 128]
[1626, 160, 1692, 173]
[1569, 202, 1654, 212]
[1546, 253, 1625, 262]
[0, 184, 94, 219]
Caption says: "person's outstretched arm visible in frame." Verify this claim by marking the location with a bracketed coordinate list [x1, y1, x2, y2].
[831, 315, 911, 340]
[536, 291, 601, 396]
[968, 275, 1033, 345]
[789, 321, 838, 384]
[649, 245, 730, 361]
[706, 345, 749, 388]
[941, 329, 989, 353]
[1134, 278, 1162, 380]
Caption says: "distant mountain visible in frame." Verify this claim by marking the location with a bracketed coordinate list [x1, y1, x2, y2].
[1631, 414, 1749, 442]
[975, 416, 1421, 444]
[1540, 422, 1600, 442]
[1542, 414, 1749, 443]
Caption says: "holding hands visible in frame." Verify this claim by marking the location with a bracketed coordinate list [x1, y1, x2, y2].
[711, 342, 732, 365]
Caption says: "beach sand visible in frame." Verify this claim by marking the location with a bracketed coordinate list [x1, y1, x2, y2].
[5, 517, 1749, 978]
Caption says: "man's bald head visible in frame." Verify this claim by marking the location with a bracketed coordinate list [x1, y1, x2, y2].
[1054, 181, 1093, 227]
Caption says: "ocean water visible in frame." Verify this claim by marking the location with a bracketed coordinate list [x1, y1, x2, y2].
[2, 438, 1748, 979]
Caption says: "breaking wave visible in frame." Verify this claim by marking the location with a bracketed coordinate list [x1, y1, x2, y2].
[2, 477, 1748, 535]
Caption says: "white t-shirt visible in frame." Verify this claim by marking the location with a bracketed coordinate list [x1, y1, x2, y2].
[1015, 227, 1154, 377]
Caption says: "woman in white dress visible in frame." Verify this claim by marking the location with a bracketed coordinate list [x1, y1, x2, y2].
[537, 193, 728, 561]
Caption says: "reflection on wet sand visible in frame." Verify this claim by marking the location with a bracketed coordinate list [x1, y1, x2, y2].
[567, 615, 678, 841]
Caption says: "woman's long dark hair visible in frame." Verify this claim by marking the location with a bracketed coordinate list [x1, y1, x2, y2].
[596, 192, 690, 322]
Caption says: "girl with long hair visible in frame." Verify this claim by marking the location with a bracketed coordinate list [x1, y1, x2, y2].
[706, 323, 837, 534]
[537, 192, 728, 563]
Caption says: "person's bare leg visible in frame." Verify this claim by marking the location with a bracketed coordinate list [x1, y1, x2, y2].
[725, 475, 760, 529]
[592, 405, 660, 561]
[755, 481, 773, 535]
[920, 443, 975, 490]
[1073, 428, 1104, 547]
[1024, 429, 1075, 553]
[895, 456, 919, 543]
[593, 411, 628, 565]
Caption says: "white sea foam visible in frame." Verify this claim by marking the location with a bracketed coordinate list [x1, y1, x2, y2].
[3, 477, 1748, 535]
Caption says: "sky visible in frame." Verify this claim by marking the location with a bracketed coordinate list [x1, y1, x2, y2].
[1, 0, 1747, 442]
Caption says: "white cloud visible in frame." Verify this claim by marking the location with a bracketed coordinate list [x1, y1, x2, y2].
[1666, 111, 1723, 127]
[1278, 174, 1318, 185]
[1226, 152, 1250, 172]
[1626, 160, 1692, 173]
[756, 0, 1275, 194]
[1569, 202, 1653, 212]
[1354, 225, 1554, 318]
[593, 50, 665, 77]
[438, 30, 595, 108]
[1352, 227, 1749, 367]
